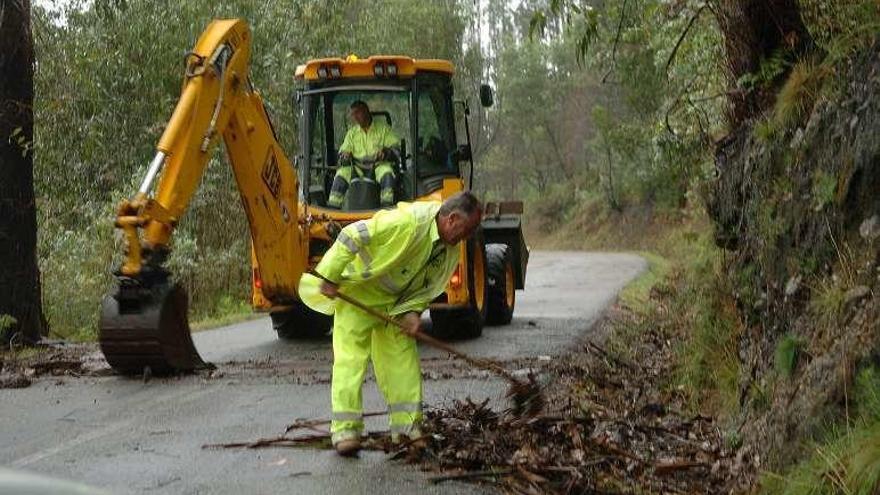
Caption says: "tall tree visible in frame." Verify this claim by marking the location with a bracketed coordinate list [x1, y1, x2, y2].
[0, 0, 47, 343]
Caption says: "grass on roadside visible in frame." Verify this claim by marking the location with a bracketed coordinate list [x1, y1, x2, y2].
[590, 207, 742, 419]
[50, 292, 258, 341]
[760, 366, 880, 495]
[190, 294, 261, 332]
[617, 252, 670, 311]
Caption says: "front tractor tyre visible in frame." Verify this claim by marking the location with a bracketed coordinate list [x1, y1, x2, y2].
[486, 243, 515, 325]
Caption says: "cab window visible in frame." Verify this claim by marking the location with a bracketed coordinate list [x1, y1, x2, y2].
[416, 76, 457, 178]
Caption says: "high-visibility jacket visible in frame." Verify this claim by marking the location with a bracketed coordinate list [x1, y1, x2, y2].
[339, 120, 399, 161]
[300, 201, 460, 316]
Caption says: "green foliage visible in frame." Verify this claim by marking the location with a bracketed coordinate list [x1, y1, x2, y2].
[811, 170, 838, 212]
[800, 0, 880, 55]
[0, 315, 17, 334]
[38, 209, 117, 340]
[762, 366, 880, 495]
[749, 380, 772, 412]
[666, 227, 741, 414]
[756, 198, 786, 245]
[599, 213, 741, 417]
[809, 276, 847, 330]
[724, 429, 743, 451]
[674, 282, 741, 413]
[618, 252, 670, 311]
[737, 48, 790, 92]
[190, 294, 256, 331]
[512, 0, 724, 218]
[754, 118, 779, 143]
[854, 366, 880, 420]
[529, 183, 578, 233]
[774, 333, 802, 378]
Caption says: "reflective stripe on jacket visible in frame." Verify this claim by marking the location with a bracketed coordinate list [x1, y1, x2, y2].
[301, 201, 460, 316]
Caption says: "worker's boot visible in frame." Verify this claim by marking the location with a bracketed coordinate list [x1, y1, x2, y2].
[334, 438, 362, 457]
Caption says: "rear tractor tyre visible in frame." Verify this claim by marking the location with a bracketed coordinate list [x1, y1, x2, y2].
[486, 243, 515, 325]
[271, 301, 332, 339]
[429, 233, 488, 340]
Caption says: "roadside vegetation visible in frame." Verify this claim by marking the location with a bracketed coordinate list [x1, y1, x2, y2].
[515, 0, 880, 491]
[761, 365, 880, 495]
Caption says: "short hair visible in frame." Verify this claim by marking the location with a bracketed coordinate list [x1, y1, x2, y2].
[350, 100, 369, 111]
[439, 191, 482, 219]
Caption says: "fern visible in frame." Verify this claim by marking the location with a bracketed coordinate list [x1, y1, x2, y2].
[774, 333, 801, 378]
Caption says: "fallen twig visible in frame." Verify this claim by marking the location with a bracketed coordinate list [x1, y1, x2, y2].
[653, 459, 708, 475]
[202, 433, 331, 450]
[285, 410, 387, 433]
[428, 468, 514, 484]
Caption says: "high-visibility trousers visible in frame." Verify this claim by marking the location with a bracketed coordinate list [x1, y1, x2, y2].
[330, 300, 422, 444]
[327, 163, 395, 208]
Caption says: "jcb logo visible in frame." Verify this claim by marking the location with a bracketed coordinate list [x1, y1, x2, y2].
[261, 149, 281, 199]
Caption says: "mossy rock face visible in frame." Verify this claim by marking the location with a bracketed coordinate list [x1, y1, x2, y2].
[706, 41, 880, 469]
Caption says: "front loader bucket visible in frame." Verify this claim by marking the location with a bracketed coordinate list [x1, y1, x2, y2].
[99, 283, 211, 375]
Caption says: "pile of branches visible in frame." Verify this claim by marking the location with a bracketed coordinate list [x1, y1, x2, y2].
[416, 337, 744, 493]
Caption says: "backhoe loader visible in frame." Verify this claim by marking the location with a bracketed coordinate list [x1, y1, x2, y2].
[98, 19, 529, 375]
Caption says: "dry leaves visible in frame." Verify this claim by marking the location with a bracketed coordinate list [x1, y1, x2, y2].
[413, 333, 746, 494]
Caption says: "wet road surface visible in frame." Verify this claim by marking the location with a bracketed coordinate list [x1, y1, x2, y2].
[0, 251, 646, 494]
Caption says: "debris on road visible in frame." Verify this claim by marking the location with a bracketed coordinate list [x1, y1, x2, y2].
[412, 319, 746, 494]
[0, 372, 31, 389]
[203, 410, 390, 452]
[0, 342, 109, 388]
[200, 316, 744, 493]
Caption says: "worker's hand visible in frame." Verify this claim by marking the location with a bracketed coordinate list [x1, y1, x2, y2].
[374, 149, 385, 161]
[320, 281, 339, 299]
[399, 312, 421, 337]
[338, 152, 353, 166]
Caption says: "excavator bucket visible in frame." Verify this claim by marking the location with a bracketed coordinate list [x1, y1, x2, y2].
[99, 283, 211, 375]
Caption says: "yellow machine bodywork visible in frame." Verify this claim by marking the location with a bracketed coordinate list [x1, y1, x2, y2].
[116, 20, 306, 299]
[99, 19, 522, 374]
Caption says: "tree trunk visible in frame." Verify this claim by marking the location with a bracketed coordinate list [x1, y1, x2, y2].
[714, 0, 813, 123]
[0, 0, 47, 343]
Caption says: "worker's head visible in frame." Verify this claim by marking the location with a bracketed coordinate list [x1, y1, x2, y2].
[437, 192, 483, 245]
[350, 100, 372, 129]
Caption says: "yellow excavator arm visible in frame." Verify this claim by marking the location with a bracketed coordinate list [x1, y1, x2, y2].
[100, 19, 305, 374]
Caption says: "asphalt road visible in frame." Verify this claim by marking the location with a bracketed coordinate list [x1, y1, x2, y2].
[0, 251, 646, 495]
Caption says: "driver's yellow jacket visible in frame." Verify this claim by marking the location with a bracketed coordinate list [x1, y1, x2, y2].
[300, 201, 460, 316]
[339, 119, 399, 161]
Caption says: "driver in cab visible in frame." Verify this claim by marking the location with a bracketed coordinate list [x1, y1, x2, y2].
[328, 100, 400, 208]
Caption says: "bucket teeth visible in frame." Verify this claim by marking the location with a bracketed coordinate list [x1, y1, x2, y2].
[99, 283, 211, 375]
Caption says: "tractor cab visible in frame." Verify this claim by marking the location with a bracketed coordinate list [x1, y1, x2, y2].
[294, 56, 488, 212]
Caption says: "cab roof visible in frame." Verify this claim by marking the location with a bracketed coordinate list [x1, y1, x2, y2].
[295, 55, 454, 81]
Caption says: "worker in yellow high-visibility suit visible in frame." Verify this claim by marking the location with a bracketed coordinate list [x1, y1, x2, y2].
[328, 100, 400, 208]
[298, 191, 483, 456]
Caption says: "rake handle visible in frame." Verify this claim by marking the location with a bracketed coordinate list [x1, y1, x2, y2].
[308, 271, 519, 383]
